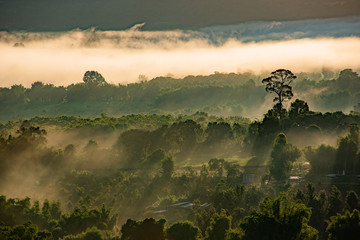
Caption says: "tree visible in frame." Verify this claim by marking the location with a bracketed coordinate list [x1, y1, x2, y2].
[161, 157, 174, 179]
[304, 144, 336, 175]
[335, 136, 357, 174]
[83, 71, 107, 86]
[289, 99, 309, 119]
[269, 133, 301, 181]
[240, 194, 318, 240]
[167, 221, 201, 240]
[328, 185, 343, 218]
[326, 209, 360, 240]
[0, 221, 52, 240]
[335, 123, 359, 174]
[336, 69, 360, 93]
[262, 69, 296, 118]
[345, 191, 360, 212]
[121, 218, 166, 240]
[205, 210, 232, 240]
[208, 158, 225, 177]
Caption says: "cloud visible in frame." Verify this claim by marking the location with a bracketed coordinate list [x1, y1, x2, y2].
[199, 17, 360, 42]
[0, 18, 360, 87]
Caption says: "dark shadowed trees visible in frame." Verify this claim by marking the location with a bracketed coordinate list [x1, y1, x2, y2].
[240, 194, 318, 240]
[328, 185, 343, 218]
[335, 123, 359, 174]
[289, 99, 309, 119]
[326, 209, 360, 240]
[161, 157, 174, 179]
[345, 191, 360, 212]
[166, 221, 201, 240]
[205, 210, 232, 240]
[269, 133, 301, 181]
[120, 218, 166, 240]
[304, 144, 336, 175]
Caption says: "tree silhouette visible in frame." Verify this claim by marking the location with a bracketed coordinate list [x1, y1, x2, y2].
[83, 71, 107, 86]
[262, 69, 296, 118]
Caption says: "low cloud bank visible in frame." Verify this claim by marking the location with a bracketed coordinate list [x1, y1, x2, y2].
[1, 18, 360, 87]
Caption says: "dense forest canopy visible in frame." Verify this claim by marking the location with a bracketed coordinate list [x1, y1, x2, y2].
[1, 69, 360, 239]
[1, 69, 360, 122]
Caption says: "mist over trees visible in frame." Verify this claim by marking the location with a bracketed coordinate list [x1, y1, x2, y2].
[1, 69, 360, 122]
[1, 69, 360, 239]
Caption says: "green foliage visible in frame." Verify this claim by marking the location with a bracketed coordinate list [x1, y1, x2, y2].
[326, 209, 360, 240]
[60, 205, 117, 236]
[270, 133, 301, 181]
[120, 218, 166, 240]
[335, 136, 357, 174]
[240, 194, 318, 240]
[304, 144, 336, 175]
[328, 186, 343, 218]
[62, 227, 118, 240]
[0, 220, 52, 240]
[166, 221, 201, 240]
[161, 157, 174, 179]
[289, 99, 310, 119]
[208, 158, 226, 177]
[0, 195, 117, 240]
[1, 69, 360, 122]
[0, 72, 267, 122]
[83, 71, 107, 86]
[2, 68, 360, 240]
[205, 210, 232, 240]
[345, 191, 360, 212]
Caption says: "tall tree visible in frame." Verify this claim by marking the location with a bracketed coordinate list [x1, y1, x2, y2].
[262, 69, 296, 118]
[269, 133, 300, 181]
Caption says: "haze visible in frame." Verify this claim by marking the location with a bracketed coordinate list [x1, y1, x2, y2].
[1, 19, 360, 87]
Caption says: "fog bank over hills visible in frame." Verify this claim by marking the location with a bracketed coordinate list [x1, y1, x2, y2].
[1, 17, 360, 87]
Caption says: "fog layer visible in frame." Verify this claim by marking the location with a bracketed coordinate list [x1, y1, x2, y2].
[1, 19, 360, 87]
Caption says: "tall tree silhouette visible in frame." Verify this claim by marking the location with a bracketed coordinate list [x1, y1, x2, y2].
[262, 69, 296, 118]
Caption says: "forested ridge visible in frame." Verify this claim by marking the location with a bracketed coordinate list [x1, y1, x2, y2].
[1, 69, 360, 122]
[1, 69, 360, 239]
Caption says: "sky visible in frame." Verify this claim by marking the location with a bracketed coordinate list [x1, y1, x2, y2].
[0, 1, 360, 87]
[1, 0, 360, 31]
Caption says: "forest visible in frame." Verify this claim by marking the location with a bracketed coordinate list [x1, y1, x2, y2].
[1, 69, 360, 239]
[1, 69, 360, 122]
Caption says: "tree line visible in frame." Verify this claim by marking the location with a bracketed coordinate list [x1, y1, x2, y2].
[1, 69, 360, 121]
[1, 69, 360, 239]
[1, 182, 360, 239]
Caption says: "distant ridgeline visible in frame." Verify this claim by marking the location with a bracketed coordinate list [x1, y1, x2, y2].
[2, 71, 360, 240]
[1, 69, 360, 122]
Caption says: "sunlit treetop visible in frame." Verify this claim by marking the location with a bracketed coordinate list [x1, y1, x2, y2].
[83, 71, 107, 86]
